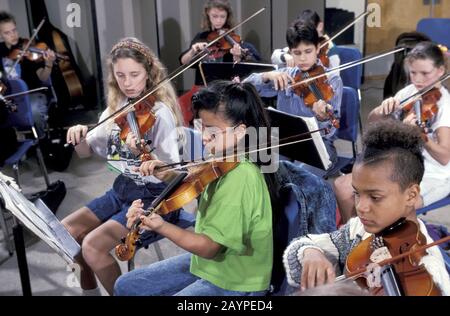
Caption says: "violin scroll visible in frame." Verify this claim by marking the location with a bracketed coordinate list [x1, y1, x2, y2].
[115, 230, 140, 261]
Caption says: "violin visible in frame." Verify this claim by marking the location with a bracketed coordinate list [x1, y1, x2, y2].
[8, 39, 69, 63]
[206, 29, 245, 60]
[392, 87, 441, 135]
[292, 64, 340, 128]
[0, 81, 17, 112]
[318, 36, 330, 68]
[114, 94, 158, 161]
[115, 160, 239, 261]
[344, 218, 441, 296]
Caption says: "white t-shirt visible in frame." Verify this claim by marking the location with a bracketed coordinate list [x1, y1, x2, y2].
[395, 84, 450, 179]
[86, 100, 181, 185]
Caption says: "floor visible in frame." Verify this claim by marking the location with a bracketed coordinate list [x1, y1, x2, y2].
[0, 79, 449, 296]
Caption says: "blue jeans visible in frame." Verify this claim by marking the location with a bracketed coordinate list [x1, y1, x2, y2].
[114, 253, 267, 296]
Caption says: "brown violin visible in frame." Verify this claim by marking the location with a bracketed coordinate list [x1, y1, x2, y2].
[8, 39, 69, 63]
[292, 64, 340, 128]
[114, 94, 158, 162]
[115, 160, 239, 261]
[318, 36, 330, 68]
[393, 87, 440, 133]
[206, 29, 248, 60]
[344, 218, 441, 296]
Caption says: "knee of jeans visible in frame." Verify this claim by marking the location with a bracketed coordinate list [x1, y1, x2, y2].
[113, 275, 127, 296]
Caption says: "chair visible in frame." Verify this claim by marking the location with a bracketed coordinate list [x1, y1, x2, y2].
[323, 86, 360, 178]
[417, 18, 450, 49]
[416, 195, 450, 274]
[335, 46, 363, 133]
[0, 78, 51, 187]
[0, 78, 51, 254]
[416, 195, 450, 216]
[127, 127, 203, 271]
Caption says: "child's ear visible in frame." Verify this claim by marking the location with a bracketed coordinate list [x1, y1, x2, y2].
[234, 124, 247, 140]
[406, 184, 421, 206]
[437, 65, 446, 77]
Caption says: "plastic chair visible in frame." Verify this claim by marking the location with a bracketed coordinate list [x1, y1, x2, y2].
[324, 86, 360, 178]
[0, 78, 50, 188]
[335, 46, 363, 134]
[127, 127, 203, 271]
[417, 18, 450, 49]
[417, 195, 450, 274]
[416, 195, 450, 216]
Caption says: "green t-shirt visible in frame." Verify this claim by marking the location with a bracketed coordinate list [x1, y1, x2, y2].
[190, 161, 273, 292]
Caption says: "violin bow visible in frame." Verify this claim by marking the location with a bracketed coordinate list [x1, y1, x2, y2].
[335, 235, 450, 283]
[7, 18, 46, 78]
[2, 86, 48, 99]
[289, 46, 406, 89]
[75, 7, 267, 146]
[397, 73, 450, 108]
[319, 9, 373, 50]
[153, 127, 328, 173]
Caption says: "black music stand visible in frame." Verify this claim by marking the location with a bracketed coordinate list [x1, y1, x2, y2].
[200, 62, 276, 83]
[265, 107, 331, 170]
[0, 177, 80, 296]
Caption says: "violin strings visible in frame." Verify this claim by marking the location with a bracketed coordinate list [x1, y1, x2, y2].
[335, 235, 450, 283]
[398, 73, 450, 107]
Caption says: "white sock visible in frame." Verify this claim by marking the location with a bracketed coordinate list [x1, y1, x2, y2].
[81, 287, 102, 296]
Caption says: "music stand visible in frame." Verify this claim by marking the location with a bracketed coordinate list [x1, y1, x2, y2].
[0, 177, 80, 296]
[200, 62, 276, 83]
[265, 107, 331, 170]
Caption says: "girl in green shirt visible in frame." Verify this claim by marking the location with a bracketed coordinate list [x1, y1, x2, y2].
[114, 80, 280, 296]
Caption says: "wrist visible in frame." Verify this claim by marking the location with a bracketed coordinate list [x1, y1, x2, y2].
[45, 64, 53, 69]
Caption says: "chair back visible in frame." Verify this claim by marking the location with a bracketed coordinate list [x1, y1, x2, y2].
[336, 86, 360, 142]
[2, 78, 34, 129]
[335, 46, 363, 90]
[417, 18, 450, 48]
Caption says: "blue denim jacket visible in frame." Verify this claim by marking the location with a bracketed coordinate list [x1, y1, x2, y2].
[277, 160, 336, 236]
[271, 160, 337, 294]
[244, 63, 343, 140]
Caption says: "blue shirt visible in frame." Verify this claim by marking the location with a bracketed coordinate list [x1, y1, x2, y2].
[244, 62, 343, 140]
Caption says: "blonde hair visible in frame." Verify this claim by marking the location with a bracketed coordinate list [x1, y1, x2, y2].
[106, 37, 184, 129]
[201, 0, 234, 31]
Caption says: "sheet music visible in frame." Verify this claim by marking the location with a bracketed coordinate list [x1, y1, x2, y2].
[0, 178, 80, 264]
[267, 107, 331, 170]
[298, 115, 332, 170]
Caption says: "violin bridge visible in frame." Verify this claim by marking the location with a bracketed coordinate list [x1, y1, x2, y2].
[370, 246, 392, 263]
